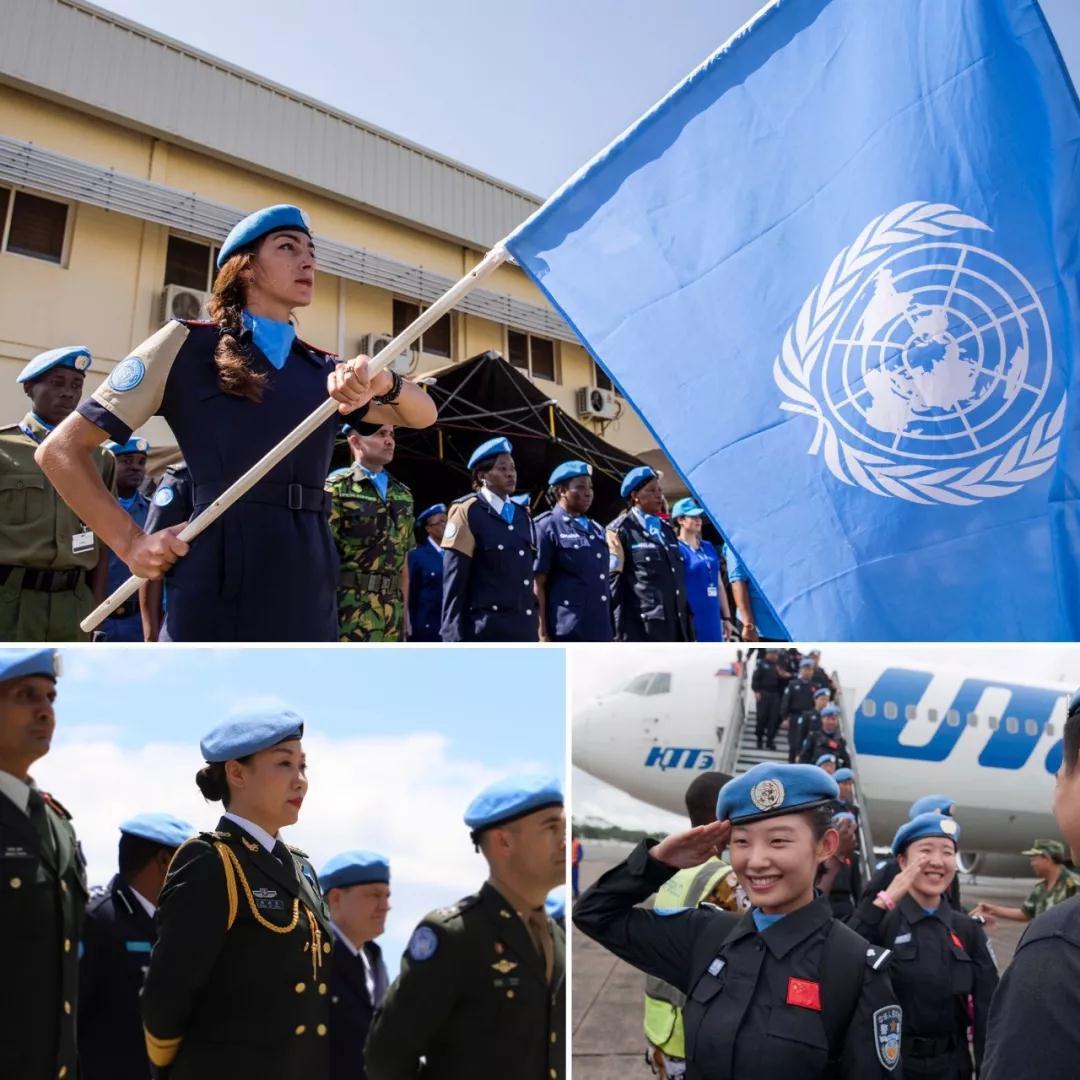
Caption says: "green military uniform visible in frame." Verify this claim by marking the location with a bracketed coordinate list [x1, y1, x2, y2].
[0, 412, 115, 640]
[326, 465, 414, 642]
[365, 881, 566, 1080]
[141, 817, 332, 1080]
[0, 779, 87, 1080]
[1022, 866, 1080, 919]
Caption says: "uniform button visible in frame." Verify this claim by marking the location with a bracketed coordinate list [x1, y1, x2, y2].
[507, 990, 515, 999]
[498, 544, 504, 550]
[64, 1001, 72, 1015]
[323, 942, 331, 954]
[551, 1032, 557, 1043]
[550, 1070, 558, 1079]
[562, 600, 569, 606]
[58, 1069, 67, 1079]
[10, 878, 21, 889]
[508, 525, 514, 531]
[317, 1024, 327, 1036]
[64, 939, 71, 952]
[519, 550, 525, 556]
[61, 881, 68, 893]
[523, 579, 530, 586]
[526, 609, 532, 615]
[295, 982, 306, 994]
[492, 605, 498, 611]
[601, 595, 608, 602]
[295, 1025, 306, 1035]
[319, 983, 328, 995]
[599, 573, 605, 580]
[596, 552, 602, 558]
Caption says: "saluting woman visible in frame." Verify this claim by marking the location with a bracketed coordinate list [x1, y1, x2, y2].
[37, 204, 436, 641]
[574, 763, 905, 1079]
[141, 711, 332, 1080]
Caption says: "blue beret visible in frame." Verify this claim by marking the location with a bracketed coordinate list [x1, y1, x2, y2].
[815, 753, 837, 767]
[892, 812, 960, 855]
[416, 503, 448, 525]
[17, 346, 92, 384]
[548, 460, 591, 486]
[799, 657, 815, 669]
[0, 649, 60, 684]
[118, 812, 194, 848]
[833, 768, 854, 783]
[104, 437, 150, 456]
[819, 704, 840, 718]
[545, 889, 566, 922]
[468, 437, 512, 470]
[831, 811, 856, 826]
[464, 774, 564, 833]
[320, 850, 391, 891]
[218, 204, 311, 268]
[620, 465, 657, 498]
[510, 494, 531, 507]
[909, 794, 954, 818]
[200, 709, 305, 762]
[670, 497, 704, 519]
[717, 762, 839, 825]
[813, 686, 831, 698]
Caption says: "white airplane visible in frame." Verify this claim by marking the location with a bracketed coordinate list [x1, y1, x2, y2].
[573, 647, 1076, 867]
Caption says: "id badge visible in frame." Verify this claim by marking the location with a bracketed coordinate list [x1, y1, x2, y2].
[72, 530, 95, 555]
[707, 585, 719, 598]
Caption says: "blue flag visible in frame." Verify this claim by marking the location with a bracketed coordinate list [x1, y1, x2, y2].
[505, 0, 1080, 641]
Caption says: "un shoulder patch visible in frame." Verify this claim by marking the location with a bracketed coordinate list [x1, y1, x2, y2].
[108, 356, 145, 393]
[408, 926, 439, 962]
[873, 1005, 902, 1072]
[153, 486, 175, 507]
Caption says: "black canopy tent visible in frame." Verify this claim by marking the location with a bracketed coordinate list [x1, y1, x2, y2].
[330, 350, 646, 522]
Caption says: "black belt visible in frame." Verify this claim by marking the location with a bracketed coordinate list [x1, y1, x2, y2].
[0, 565, 85, 592]
[902, 1035, 956, 1058]
[340, 571, 398, 593]
[194, 480, 330, 514]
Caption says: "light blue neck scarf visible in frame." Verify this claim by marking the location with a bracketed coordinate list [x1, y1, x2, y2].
[242, 310, 295, 370]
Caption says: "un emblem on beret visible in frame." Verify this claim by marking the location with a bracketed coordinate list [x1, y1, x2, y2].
[774, 201, 1064, 505]
[940, 818, 958, 836]
[108, 356, 145, 393]
[750, 779, 785, 812]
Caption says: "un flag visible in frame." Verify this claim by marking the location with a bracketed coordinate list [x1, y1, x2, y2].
[505, 0, 1080, 641]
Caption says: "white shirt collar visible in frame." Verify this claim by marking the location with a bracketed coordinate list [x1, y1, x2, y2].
[0, 769, 32, 815]
[428, 536, 444, 555]
[331, 922, 360, 956]
[479, 486, 506, 514]
[129, 885, 157, 919]
[222, 811, 278, 853]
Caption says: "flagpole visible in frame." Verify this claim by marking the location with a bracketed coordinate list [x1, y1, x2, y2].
[81, 243, 511, 633]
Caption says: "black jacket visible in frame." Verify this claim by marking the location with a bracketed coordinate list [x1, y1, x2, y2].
[328, 932, 389, 1080]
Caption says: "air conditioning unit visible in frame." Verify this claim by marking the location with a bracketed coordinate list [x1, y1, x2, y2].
[160, 284, 210, 324]
[359, 331, 416, 375]
[576, 385, 619, 420]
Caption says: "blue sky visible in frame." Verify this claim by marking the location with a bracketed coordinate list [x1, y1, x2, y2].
[88, 0, 1080, 198]
[32, 646, 565, 975]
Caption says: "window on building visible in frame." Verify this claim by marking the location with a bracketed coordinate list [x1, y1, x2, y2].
[165, 235, 217, 291]
[1, 188, 69, 264]
[392, 298, 452, 359]
[507, 329, 559, 383]
[594, 363, 613, 392]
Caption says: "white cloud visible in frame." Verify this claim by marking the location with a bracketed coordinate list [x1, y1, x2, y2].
[33, 729, 555, 977]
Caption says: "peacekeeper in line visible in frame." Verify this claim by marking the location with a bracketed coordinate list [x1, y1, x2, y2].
[100, 437, 152, 641]
[0, 347, 115, 640]
[139, 461, 193, 642]
[78, 812, 195, 1080]
[0, 648, 87, 1080]
[366, 775, 566, 1080]
[326, 421, 415, 641]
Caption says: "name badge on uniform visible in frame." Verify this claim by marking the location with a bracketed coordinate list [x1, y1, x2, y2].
[707, 957, 725, 977]
[894, 933, 912, 944]
[72, 530, 95, 555]
[707, 585, 719, 597]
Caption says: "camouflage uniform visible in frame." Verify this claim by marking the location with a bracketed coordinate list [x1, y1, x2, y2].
[1021, 867, 1080, 919]
[326, 465, 414, 641]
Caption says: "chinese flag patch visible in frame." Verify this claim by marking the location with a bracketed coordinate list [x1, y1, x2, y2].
[950, 932, 965, 951]
[787, 977, 822, 1011]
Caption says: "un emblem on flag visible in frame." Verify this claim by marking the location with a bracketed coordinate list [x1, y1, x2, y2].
[773, 202, 1065, 505]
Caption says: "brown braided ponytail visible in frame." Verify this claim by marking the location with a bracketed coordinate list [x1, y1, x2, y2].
[206, 251, 267, 402]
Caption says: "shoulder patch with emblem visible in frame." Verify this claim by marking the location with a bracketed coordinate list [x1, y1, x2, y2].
[873, 1005, 902, 1071]
[408, 926, 439, 961]
[153, 486, 175, 507]
[865, 945, 892, 971]
[108, 356, 146, 392]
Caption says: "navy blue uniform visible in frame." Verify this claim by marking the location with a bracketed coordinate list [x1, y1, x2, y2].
[606, 510, 691, 641]
[145, 465, 194, 534]
[328, 933, 388, 1080]
[78, 874, 157, 1080]
[79, 320, 370, 642]
[440, 492, 538, 642]
[533, 505, 613, 641]
[406, 539, 444, 642]
[101, 492, 150, 641]
[780, 676, 819, 763]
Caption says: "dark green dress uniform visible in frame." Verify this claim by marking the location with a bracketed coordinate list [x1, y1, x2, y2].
[141, 818, 332, 1080]
[0, 780, 87, 1080]
[364, 882, 566, 1080]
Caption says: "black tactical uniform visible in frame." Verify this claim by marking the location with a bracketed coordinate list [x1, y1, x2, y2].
[79, 873, 159, 1080]
[574, 840, 902, 1079]
[607, 509, 691, 641]
[0, 784, 87, 1080]
[861, 858, 963, 910]
[780, 676, 818, 763]
[751, 655, 787, 749]
[141, 819, 332, 1080]
[799, 728, 852, 769]
[848, 893, 998, 1079]
[365, 882, 566, 1080]
[982, 894, 1080, 1080]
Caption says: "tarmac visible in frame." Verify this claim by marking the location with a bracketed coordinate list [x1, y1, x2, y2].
[571, 840, 1033, 1080]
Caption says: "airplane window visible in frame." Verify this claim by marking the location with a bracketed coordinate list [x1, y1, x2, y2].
[1047, 723, 1056, 737]
[624, 674, 655, 695]
[989, 716, 999, 731]
[947, 709, 960, 727]
[1005, 717, 1019, 735]
[884, 701, 898, 720]
[862, 699, 876, 717]
[905, 704, 917, 721]
[647, 673, 672, 695]
[967, 712, 977, 727]
[1024, 719, 1038, 737]
[928, 708, 938, 724]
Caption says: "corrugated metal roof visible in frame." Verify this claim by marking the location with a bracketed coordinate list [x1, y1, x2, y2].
[0, 0, 543, 249]
[0, 134, 576, 343]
